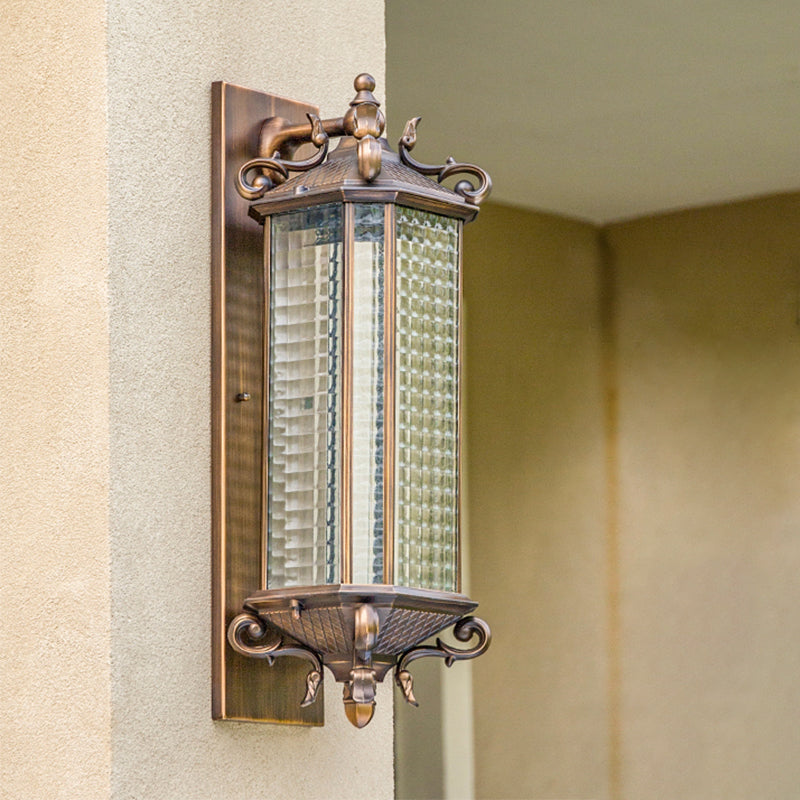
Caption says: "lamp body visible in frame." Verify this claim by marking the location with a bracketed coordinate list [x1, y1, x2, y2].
[220, 76, 491, 727]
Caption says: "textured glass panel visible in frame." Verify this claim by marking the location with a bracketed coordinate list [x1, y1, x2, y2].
[394, 207, 459, 591]
[267, 204, 341, 588]
[351, 204, 385, 584]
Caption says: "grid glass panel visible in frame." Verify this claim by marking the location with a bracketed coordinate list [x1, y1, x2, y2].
[267, 204, 342, 588]
[394, 207, 459, 591]
[351, 204, 385, 584]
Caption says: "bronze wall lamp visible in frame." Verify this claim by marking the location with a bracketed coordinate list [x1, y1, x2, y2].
[212, 74, 491, 728]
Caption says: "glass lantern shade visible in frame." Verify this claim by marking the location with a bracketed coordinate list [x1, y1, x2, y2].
[265, 201, 461, 593]
[219, 74, 491, 729]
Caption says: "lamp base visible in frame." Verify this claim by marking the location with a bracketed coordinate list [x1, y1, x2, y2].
[227, 585, 491, 727]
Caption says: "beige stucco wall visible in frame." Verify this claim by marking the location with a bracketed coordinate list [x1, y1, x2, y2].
[1, 0, 112, 797]
[2, 1, 391, 798]
[465, 195, 800, 799]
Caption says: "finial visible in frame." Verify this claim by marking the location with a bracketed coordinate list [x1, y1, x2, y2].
[343, 73, 385, 182]
[353, 73, 377, 95]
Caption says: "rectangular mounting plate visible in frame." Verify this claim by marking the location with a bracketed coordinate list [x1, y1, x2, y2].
[211, 81, 324, 724]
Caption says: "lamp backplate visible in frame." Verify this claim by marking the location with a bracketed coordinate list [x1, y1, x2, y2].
[211, 81, 324, 724]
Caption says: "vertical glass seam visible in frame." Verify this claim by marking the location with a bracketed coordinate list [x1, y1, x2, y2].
[341, 203, 354, 584]
[326, 221, 342, 585]
[383, 203, 396, 586]
[455, 219, 463, 594]
[260, 221, 271, 590]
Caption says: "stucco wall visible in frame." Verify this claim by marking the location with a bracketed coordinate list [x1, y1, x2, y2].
[1, 0, 112, 797]
[3, 1, 391, 798]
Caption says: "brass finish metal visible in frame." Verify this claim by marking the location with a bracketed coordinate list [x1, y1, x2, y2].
[354, 604, 380, 654]
[398, 117, 492, 205]
[242, 585, 478, 666]
[241, 584, 485, 724]
[260, 116, 345, 164]
[227, 612, 324, 708]
[247, 141, 481, 224]
[259, 221, 271, 594]
[395, 616, 492, 707]
[216, 73, 493, 728]
[237, 74, 385, 196]
[212, 81, 323, 725]
[342, 73, 386, 181]
[236, 113, 330, 199]
[341, 203, 355, 585]
[344, 694, 375, 728]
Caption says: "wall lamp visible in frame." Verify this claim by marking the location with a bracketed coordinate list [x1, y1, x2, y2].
[212, 74, 491, 728]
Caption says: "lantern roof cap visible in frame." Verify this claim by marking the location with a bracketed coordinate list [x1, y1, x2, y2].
[248, 138, 481, 222]
[239, 74, 491, 223]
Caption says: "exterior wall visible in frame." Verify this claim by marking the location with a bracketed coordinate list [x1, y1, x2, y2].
[2, 1, 391, 799]
[464, 204, 610, 799]
[608, 194, 800, 799]
[1, 0, 112, 797]
[395, 657, 445, 800]
[465, 195, 800, 800]
[395, 407, 476, 800]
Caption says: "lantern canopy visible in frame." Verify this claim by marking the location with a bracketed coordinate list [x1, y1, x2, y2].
[220, 74, 491, 728]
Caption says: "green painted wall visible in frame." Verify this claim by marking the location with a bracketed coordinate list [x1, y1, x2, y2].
[465, 194, 800, 799]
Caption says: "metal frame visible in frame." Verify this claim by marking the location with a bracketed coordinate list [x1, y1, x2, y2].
[234, 584, 489, 725]
[211, 81, 324, 724]
[341, 203, 355, 584]
[259, 219, 271, 593]
[213, 74, 493, 728]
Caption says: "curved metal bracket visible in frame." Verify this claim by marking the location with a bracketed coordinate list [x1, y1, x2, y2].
[236, 113, 329, 200]
[227, 612, 324, 707]
[398, 117, 492, 206]
[394, 616, 491, 707]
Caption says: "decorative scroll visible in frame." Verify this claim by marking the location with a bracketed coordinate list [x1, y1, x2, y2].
[394, 616, 491, 706]
[236, 113, 329, 200]
[227, 612, 323, 707]
[398, 117, 492, 206]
